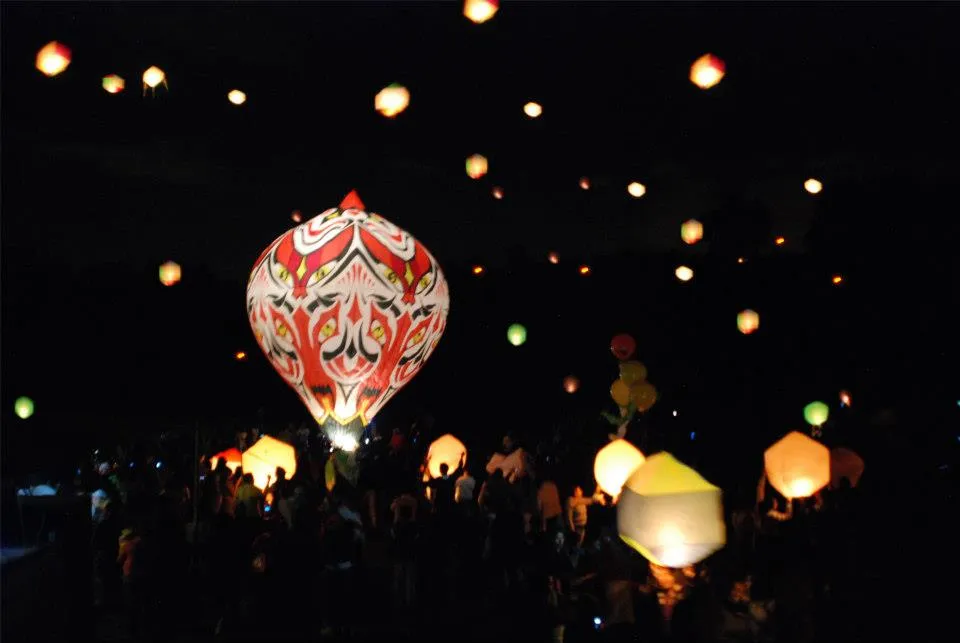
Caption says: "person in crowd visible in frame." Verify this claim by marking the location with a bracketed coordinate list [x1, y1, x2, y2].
[537, 477, 564, 536]
[117, 526, 143, 635]
[234, 472, 264, 519]
[455, 462, 476, 506]
[389, 483, 420, 612]
[424, 451, 465, 520]
[566, 485, 604, 547]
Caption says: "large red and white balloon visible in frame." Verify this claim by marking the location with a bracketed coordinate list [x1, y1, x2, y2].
[247, 191, 450, 451]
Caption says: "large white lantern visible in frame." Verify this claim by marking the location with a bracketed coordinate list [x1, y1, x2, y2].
[594, 439, 645, 498]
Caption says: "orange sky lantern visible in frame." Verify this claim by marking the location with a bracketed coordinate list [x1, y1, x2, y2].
[804, 178, 823, 194]
[464, 0, 499, 24]
[142, 66, 167, 95]
[775, 236, 786, 246]
[492, 186, 504, 199]
[690, 53, 726, 90]
[228, 89, 247, 105]
[291, 211, 302, 223]
[472, 264, 485, 275]
[764, 431, 830, 499]
[737, 309, 759, 335]
[242, 435, 297, 490]
[563, 376, 580, 394]
[548, 252, 560, 264]
[594, 439, 646, 498]
[524, 101, 543, 118]
[832, 274, 843, 284]
[675, 265, 694, 282]
[209, 448, 242, 474]
[375, 83, 410, 117]
[579, 265, 591, 275]
[235, 351, 247, 361]
[102, 74, 125, 94]
[681, 219, 704, 245]
[579, 177, 591, 190]
[426, 434, 467, 478]
[159, 261, 181, 286]
[466, 154, 488, 179]
[36, 42, 71, 77]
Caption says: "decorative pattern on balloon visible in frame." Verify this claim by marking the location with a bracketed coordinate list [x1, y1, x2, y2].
[247, 191, 450, 453]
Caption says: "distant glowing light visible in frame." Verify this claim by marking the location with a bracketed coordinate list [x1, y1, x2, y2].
[832, 274, 843, 284]
[804, 178, 823, 194]
[492, 186, 504, 200]
[332, 431, 360, 453]
[507, 323, 527, 346]
[737, 309, 759, 335]
[579, 265, 591, 275]
[142, 66, 166, 90]
[375, 83, 410, 117]
[681, 219, 704, 245]
[627, 182, 647, 198]
[563, 376, 580, 394]
[675, 265, 694, 282]
[466, 154, 488, 179]
[102, 74, 125, 94]
[690, 53, 726, 90]
[235, 351, 247, 361]
[672, 410, 678, 417]
[690, 431, 696, 440]
[839, 390, 852, 407]
[737, 257, 745, 264]
[472, 265, 485, 275]
[291, 211, 302, 223]
[548, 252, 560, 265]
[464, 0, 499, 24]
[36, 42, 71, 77]
[804, 401, 830, 427]
[228, 89, 247, 105]
[14, 397, 35, 420]
[159, 261, 182, 286]
[579, 177, 591, 190]
[523, 101, 543, 118]
[775, 236, 786, 246]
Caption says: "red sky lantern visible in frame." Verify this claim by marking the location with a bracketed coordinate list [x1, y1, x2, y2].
[464, 0, 499, 24]
[690, 53, 726, 90]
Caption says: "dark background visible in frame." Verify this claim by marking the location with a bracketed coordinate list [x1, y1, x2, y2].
[2, 3, 958, 486]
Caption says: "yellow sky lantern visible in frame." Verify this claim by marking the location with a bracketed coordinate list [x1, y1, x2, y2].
[804, 178, 823, 194]
[242, 435, 297, 490]
[579, 264, 591, 275]
[594, 439, 646, 498]
[472, 264, 484, 275]
[689, 53, 726, 90]
[524, 101, 543, 118]
[675, 265, 694, 282]
[235, 351, 247, 361]
[427, 434, 467, 478]
[228, 89, 247, 105]
[36, 42, 71, 77]
[737, 309, 759, 334]
[375, 83, 410, 117]
[563, 376, 580, 394]
[627, 182, 647, 198]
[159, 261, 181, 286]
[102, 74, 125, 94]
[681, 219, 704, 245]
[466, 154, 488, 179]
[832, 274, 843, 285]
[775, 236, 786, 246]
[764, 431, 830, 499]
[463, 0, 499, 24]
[618, 452, 726, 568]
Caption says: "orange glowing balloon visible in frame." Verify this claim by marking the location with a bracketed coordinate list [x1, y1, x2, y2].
[548, 252, 560, 265]
[563, 376, 580, 394]
[579, 177, 591, 190]
[36, 42, 71, 77]
[375, 83, 410, 117]
[579, 265, 591, 275]
[472, 265, 485, 275]
[466, 154, 488, 179]
[681, 219, 704, 245]
[159, 261, 182, 286]
[775, 236, 786, 246]
[689, 54, 726, 90]
[737, 309, 759, 335]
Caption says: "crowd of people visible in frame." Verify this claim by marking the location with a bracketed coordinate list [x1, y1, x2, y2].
[74, 422, 868, 642]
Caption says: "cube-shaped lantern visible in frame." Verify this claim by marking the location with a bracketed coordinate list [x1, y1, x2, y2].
[618, 452, 726, 568]
[209, 447, 242, 474]
[427, 434, 467, 478]
[594, 439, 645, 498]
[242, 435, 297, 490]
[764, 431, 829, 499]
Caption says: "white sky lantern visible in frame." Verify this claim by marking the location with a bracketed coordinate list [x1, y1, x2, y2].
[427, 434, 467, 478]
[524, 101, 543, 118]
[142, 66, 167, 94]
[464, 0, 499, 24]
[228, 89, 247, 105]
[627, 182, 647, 198]
[804, 178, 823, 194]
[466, 154, 488, 179]
[764, 431, 830, 499]
[690, 53, 726, 90]
[375, 83, 410, 118]
[618, 452, 726, 568]
[675, 265, 694, 282]
[36, 42, 71, 77]
[594, 439, 646, 499]
[242, 435, 297, 491]
[681, 219, 704, 245]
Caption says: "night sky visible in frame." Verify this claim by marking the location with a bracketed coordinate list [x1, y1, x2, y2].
[2, 3, 958, 480]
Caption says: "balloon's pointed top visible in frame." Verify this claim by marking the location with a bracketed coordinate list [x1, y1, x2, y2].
[340, 190, 365, 211]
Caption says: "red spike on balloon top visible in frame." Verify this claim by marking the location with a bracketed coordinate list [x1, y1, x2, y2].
[340, 190, 365, 211]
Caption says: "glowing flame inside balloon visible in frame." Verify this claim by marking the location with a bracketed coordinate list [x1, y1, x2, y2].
[681, 219, 704, 245]
[159, 261, 182, 286]
[102, 74, 125, 94]
[228, 90, 247, 105]
[675, 265, 694, 282]
[14, 397, 35, 420]
[737, 309, 759, 334]
[375, 83, 410, 118]
[563, 376, 580, 394]
[804, 178, 823, 194]
[524, 101, 543, 118]
[463, 0, 499, 24]
[627, 182, 647, 198]
[466, 154, 488, 179]
[507, 324, 527, 346]
[690, 53, 726, 90]
[36, 42, 71, 77]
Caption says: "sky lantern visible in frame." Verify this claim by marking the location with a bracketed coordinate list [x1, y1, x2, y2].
[228, 89, 247, 105]
[804, 178, 823, 194]
[610, 334, 636, 360]
[737, 309, 759, 334]
[242, 435, 297, 490]
[803, 401, 830, 428]
[247, 191, 449, 460]
[775, 236, 786, 246]
[159, 261, 182, 286]
[235, 351, 247, 361]
[463, 0, 499, 24]
[563, 376, 580, 394]
[375, 83, 410, 117]
[594, 439, 646, 499]
[36, 42, 71, 77]
[839, 390, 852, 407]
[491, 186, 504, 200]
[830, 447, 865, 489]
[472, 264, 485, 275]
[426, 434, 467, 478]
[627, 182, 647, 198]
[675, 265, 694, 282]
[689, 53, 726, 90]
[102, 74, 125, 94]
[547, 252, 560, 264]
[524, 101, 543, 118]
[466, 154, 488, 179]
[142, 66, 167, 95]
[291, 211, 302, 223]
[507, 323, 527, 346]
[737, 257, 745, 264]
[14, 397, 35, 420]
[579, 177, 591, 190]
[618, 452, 726, 568]
[681, 219, 704, 245]
[764, 431, 830, 499]
[832, 274, 843, 285]
[209, 448, 242, 474]
[579, 264, 591, 275]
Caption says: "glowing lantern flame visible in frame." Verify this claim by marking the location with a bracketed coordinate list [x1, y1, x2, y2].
[594, 439, 646, 498]
[507, 323, 527, 347]
[159, 261, 182, 286]
[737, 257, 745, 264]
[14, 397, 35, 420]
[804, 178, 823, 194]
[472, 265, 484, 275]
[675, 265, 694, 282]
[466, 154, 488, 179]
[579, 265, 591, 275]
[228, 89, 247, 105]
[524, 101, 543, 118]
[235, 351, 247, 361]
[690, 53, 726, 90]
[492, 186, 504, 200]
[627, 182, 647, 198]
[375, 83, 410, 118]
[775, 236, 786, 246]
[36, 42, 71, 77]
[579, 177, 591, 190]
[548, 252, 560, 265]
[102, 74, 125, 94]
[463, 0, 499, 24]
[427, 434, 467, 478]
[291, 211, 302, 223]
[681, 219, 704, 245]
[832, 274, 843, 284]
[142, 66, 167, 93]
[563, 376, 580, 394]
[737, 309, 759, 334]
[764, 431, 830, 499]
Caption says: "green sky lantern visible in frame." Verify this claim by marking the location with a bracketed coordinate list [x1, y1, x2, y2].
[506, 323, 527, 346]
[14, 396, 34, 420]
[804, 401, 829, 427]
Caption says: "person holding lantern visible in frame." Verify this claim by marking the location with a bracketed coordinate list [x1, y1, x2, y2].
[424, 450, 465, 519]
[566, 485, 605, 547]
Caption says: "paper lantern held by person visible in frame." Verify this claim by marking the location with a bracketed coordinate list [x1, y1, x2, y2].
[209, 448, 243, 474]
[681, 219, 704, 245]
[14, 396, 35, 420]
[466, 154, 488, 179]
[830, 447, 865, 489]
[375, 83, 410, 117]
[689, 54, 726, 90]
[594, 439, 646, 498]
[102, 74, 125, 94]
[242, 436, 297, 490]
[247, 191, 450, 454]
[486, 448, 527, 482]
[36, 42, 71, 77]
[737, 309, 759, 335]
[618, 452, 726, 568]
[426, 434, 467, 479]
[464, 0, 499, 24]
[563, 376, 580, 394]
[159, 261, 182, 286]
[764, 431, 830, 499]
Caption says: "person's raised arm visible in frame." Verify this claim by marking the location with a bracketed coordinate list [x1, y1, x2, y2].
[451, 452, 466, 479]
